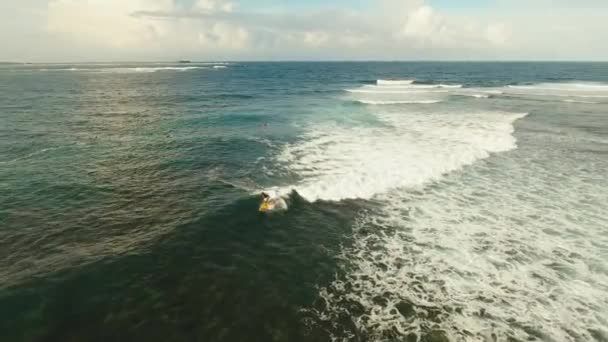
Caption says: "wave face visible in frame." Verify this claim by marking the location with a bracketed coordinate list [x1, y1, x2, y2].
[504, 82, 608, 100]
[278, 110, 526, 201]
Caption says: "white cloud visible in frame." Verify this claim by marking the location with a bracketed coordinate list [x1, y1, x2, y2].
[303, 31, 329, 47]
[193, 0, 235, 13]
[47, 0, 173, 49]
[486, 24, 510, 46]
[1, 0, 607, 61]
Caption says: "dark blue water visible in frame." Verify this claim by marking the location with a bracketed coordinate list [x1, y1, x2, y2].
[1, 62, 608, 342]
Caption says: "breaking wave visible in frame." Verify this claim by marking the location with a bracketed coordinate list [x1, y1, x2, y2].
[278, 110, 527, 202]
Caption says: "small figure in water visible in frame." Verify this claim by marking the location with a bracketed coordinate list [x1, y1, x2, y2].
[259, 191, 287, 213]
[259, 191, 272, 212]
[261, 191, 270, 203]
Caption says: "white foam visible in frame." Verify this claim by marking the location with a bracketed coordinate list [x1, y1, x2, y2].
[36, 66, 208, 73]
[502, 82, 608, 102]
[315, 140, 608, 340]
[347, 84, 462, 95]
[213, 65, 228, 69]
[436, 84, 463, 89]
[563, 99, 600, 104]
[301, 78, 608, 341]
[377, 79, 415, 85]
[346, 88, 449, 94]
[133, 66, 204, 72]
[454, 93, 489, 99]
[38, 68, 79, 72]
[277, 110, 527, 202]
[509, 82, 608, 91]
[357, 99, 442, 105]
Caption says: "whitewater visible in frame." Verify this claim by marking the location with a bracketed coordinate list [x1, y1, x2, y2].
[276, 78, 608, 341]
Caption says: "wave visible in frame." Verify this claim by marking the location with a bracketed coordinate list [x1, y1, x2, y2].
[38, 68, 79, 72]
[35, 66, 207, 73]
[434, 84, 462, 89]
[356, 99, 441, 105]
[377, 79, 415, 86]
[213, 65, 228, 69]
[508, 82, 608, 91]
[315, 148, 607, 341]
[133, 66, 204, 73]
[277, 111, 528, 202]
[505, 92, 608, 99]
[453, 93, 489, 99]
[346, 88, 449, 94]
[563, 99, 600, 104]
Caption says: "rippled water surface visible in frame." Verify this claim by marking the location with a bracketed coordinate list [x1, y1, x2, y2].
[1, 62, 608, 341]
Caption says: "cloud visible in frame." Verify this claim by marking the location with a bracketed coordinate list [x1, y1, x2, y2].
[1, 0, 607, 61]
[127, 0, 511, 59]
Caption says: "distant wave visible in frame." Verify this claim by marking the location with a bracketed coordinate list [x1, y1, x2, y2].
[377, 79, 415, 86]
[563, 99, 600, 104]
[36, 66, 208, 73]
[375, 80, 462, 89]
[213, 65, 228, 69]
[357, 99, 441, 105]
[38, 68, 79, 72]
[506, 92, 608, 99]
[508, 82, 608, 91]
[133, 66, 204, 73]
[454, 93, 490, 98]
[345, 88, 449, 94]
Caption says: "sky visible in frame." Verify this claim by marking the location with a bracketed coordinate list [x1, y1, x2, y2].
[1, 0, 607, 62]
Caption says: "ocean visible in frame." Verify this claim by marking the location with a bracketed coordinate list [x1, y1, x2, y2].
[1, 62, 607, 342]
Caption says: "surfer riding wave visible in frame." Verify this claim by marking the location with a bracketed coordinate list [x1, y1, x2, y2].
[259, 191, 287, 213]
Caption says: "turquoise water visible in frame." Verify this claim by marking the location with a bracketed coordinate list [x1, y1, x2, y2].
[1, 62, 608, 341]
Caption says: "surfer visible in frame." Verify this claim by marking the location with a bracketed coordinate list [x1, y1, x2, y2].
[259, 192, 273, 212]
[259, 191, 288, 213]
[261, 191, 270, 203]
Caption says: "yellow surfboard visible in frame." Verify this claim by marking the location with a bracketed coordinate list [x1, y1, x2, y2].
[259, 201, 272, 213]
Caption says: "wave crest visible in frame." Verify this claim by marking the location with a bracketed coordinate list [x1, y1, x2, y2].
[278, 111, 528, 202]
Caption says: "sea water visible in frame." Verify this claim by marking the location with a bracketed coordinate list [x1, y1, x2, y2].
[1, 62, 607, 341]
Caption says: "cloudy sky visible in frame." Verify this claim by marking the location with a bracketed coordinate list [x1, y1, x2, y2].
[2, 0, 607, 62]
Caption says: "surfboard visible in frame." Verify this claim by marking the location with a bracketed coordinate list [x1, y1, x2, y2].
[259, 201, 273, 213]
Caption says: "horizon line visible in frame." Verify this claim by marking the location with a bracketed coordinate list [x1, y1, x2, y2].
[2, 60, 608, 64]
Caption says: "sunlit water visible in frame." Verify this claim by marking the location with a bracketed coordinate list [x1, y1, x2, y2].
[1, 62, 607, 341]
